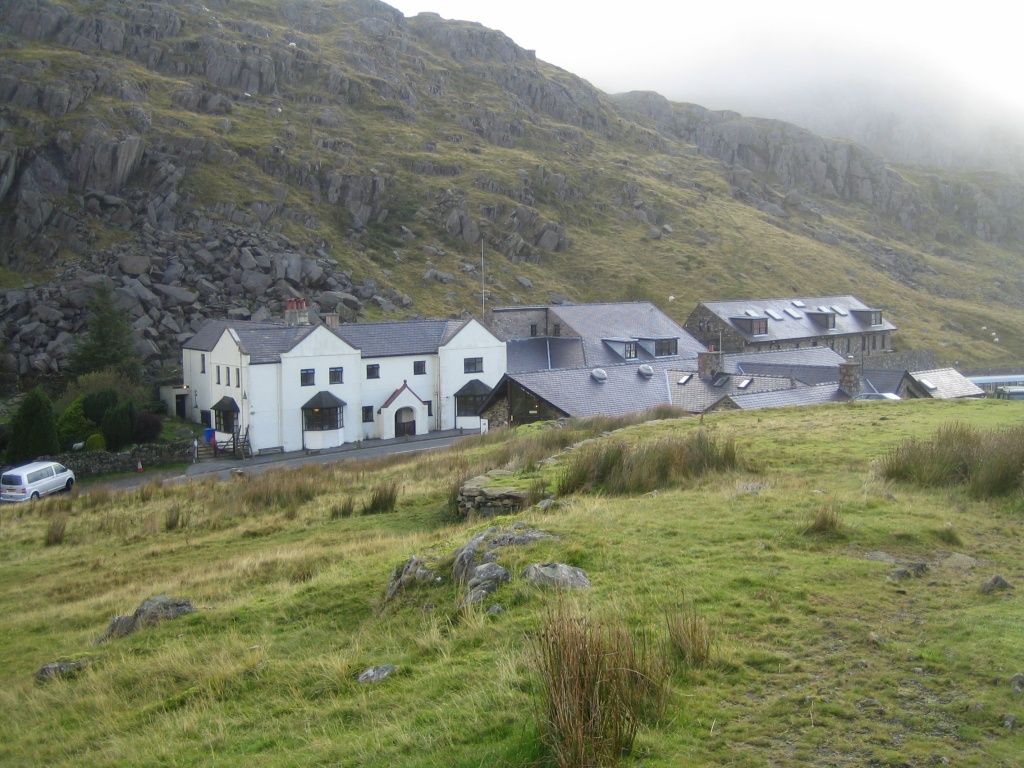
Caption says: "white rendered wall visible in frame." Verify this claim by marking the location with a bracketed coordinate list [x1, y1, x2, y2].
[359, 354, 438, 439]
[438, 320, 507, 431]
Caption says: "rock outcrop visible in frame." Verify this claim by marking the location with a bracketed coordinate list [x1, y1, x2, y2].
[96, 595, 195, 643]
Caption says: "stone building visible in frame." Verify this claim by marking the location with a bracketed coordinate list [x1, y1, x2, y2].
[684, 296, 897, 358]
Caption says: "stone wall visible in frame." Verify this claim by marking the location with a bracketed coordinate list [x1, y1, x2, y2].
[487, 307, 551, 341]
[456, 471, 526, 518]
[45, 440, 193, 478]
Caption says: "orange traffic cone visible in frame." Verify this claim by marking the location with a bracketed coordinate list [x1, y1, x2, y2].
[136, 459, 144, 473]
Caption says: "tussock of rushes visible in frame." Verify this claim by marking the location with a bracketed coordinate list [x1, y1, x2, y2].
[362, 481, 398, 515]
[804, 502, 843, 536]
[533, 602, 670, 768]
[880, 422, 1024, 497]
[44, 514, 68, 546]
[556, 431, 737, 496]
[666, 606, 714, 668]
[329, 497, 355, 519]
[934, 522, 963, 546]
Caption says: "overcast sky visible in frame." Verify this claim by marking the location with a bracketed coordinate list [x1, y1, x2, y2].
[387, 0, 1024, 119]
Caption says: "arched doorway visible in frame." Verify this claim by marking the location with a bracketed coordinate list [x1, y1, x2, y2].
[395, 407, 416, 437]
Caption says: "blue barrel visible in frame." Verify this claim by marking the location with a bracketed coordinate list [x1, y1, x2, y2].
[203, 427, 216, 444]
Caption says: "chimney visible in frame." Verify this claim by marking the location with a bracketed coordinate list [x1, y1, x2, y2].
[838, 356, 862, 397]
[284, 297, 312, 326]
[697, 349, 724, 381]
[322, 312, 340, 329]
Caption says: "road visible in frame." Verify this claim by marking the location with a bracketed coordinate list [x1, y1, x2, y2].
[86, 431, 470, 493]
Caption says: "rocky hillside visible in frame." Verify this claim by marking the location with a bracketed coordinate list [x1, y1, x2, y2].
[2, 0, 1024, 379]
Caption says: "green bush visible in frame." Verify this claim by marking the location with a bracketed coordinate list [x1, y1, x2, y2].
[84, 433, 106, 452]
[132, 412, 163, 444]
[6, 386, 60, 463]
[101, 402, 135, 452]
[82, 388, 119, 427]
[56, 397, 98, 450]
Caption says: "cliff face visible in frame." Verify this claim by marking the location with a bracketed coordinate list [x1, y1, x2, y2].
[1, 0, 1023, 377]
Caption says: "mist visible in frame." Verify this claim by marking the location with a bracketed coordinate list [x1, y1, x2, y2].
[389, 0, 1024, 172]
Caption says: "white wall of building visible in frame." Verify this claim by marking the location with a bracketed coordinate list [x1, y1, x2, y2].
[438, 320, 507, 430]
[359, 354, 437, 439]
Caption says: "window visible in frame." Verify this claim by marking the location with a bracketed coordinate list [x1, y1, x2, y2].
[329, 367, 343, 384]
[456, 394, 487, 417]
[425, 400, 433, 416]
[872, 334, 878, 350]
[464, 357, 483, 373]
[530, 323, 538, 337]
[225, 367, 230, 386]
[367, 364, 380, 379]
[655, 338, 678, 356]
[303, 407, 342, 431]
[751, 319, 768, 336]
[300, 368, 315, 386]
[553, 323, 561, 337]
[216, 366, 221, 384]
[235, 368, 240, 388]
[362, 406, 374, 423]
[624, 342, 638, 360]
[413, 360, 426, 375]
[200, 410, 211, 427]
[200, 354, 206, 373]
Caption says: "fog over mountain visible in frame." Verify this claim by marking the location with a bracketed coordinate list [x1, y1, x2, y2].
[392, 1, 1024, 173]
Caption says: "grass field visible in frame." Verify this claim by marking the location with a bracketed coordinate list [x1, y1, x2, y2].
[0, 399, 1022, 766]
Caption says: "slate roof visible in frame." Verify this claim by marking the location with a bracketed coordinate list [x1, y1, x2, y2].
[735, 361, 842, 386]
[697, 296, 897, 343]
[183, 320, 320, 364]
[550, 302, 706, 366]
[211, 395, 240, 412]
[301, 391, 347, 410]
[668, 370, 798, 413]
[454, 379, 492, 397]
[862, 368, 911, 395]
[724, 346, 846, 371]
[909, 368, 986, 399]
[381, 380, 428, 408]
[506, 337, 587, 373]
[333, 319, 468, 358]
[723, 383, 849, 410]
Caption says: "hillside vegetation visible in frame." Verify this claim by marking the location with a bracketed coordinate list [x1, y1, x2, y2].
[1, 400, 1022, 766]
[2, 0, 1024, 374]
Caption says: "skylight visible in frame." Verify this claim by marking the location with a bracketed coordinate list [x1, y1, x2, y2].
[737, 378, 752, 389]
[919, 378, 938, 391]
[745, 308, 761, 317]
[677, 374, 692, 385]
[711, 372, 730, 388]
[765, 309, 784, 321]
[792, 300, 806, 308]
[784, 307, 802, 319]
[831, 305, 848, 316]
[817, 305, 829, 313]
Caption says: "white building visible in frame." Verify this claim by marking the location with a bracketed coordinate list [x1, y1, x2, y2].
[176, 307, 506, 453]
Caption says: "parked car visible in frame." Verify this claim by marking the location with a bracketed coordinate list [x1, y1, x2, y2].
[853, 392, 901, 401]
[0, 461, 75, 502]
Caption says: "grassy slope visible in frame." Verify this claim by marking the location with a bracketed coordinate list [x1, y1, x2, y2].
[0, 400, 1022, 766]
[5, 2, 1024, 365]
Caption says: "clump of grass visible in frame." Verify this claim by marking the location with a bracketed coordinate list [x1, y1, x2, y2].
[666, 606, 715, 668]
[557, 431, 737, 496]
[933, 522, 963, 547]
[164, 504, 183, 531]
[533, 603, 670, 768]
[44, 514, 68, 547]
[525, 476, 549, 507]
[804, 501, 844, 536]
[330, 497, 355, 519]
[240, 466, 323, 513]
[362, 480, 398, 515]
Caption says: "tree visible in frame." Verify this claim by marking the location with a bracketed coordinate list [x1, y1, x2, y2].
[82, 388, 119, 426]
[56, 397, 97, 450]
[68, 282, 142, 381]
[6, 386, 60, 463]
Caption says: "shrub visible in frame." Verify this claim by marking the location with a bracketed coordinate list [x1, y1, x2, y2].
[56, 397, 98, 450]
[362, 480, 398, 514]
[44, 514, 68, 547]
[82, 388, 120, 427]
[84, 433, 106, 452]
[101, 402, 135, 452]
[133, 412, 164, 444]
[533, 603, 670, 768]
[165, 505, 184, 531]
[6, 386, 60, 463]
[666, 606, 715, 668]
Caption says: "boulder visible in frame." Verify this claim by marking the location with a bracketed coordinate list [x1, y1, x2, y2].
[118, 252, 151, 276]
[97, 595, 195, 643]
[981, 575, 1013, 594]
[385, 556, 440, 601]
[35, 659, 87, 683]
[357, 664, 396, 684]
[464, 562, 510, 605]
[153, 284, 198, 305]
[516, 275, 533, 290]
[523, 563, 591, 589]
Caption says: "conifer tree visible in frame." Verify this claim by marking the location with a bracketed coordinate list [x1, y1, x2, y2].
[6, 386, 60, 463]
[68, 283, 142, 381]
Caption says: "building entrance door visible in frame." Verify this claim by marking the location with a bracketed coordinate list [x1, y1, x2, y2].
[395, 407, 416, 437]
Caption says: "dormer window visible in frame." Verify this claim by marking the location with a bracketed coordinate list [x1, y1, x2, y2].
[654, 338, 678, 356]
[624, 342, 638, 360]
[552, 323, 561, 337]
[807, 310, 836, 330]
[751, 319, 768, 336]
[852, 308, 883, 326]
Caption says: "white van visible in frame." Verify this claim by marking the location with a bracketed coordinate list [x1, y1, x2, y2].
[0, 461, 76, 502]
